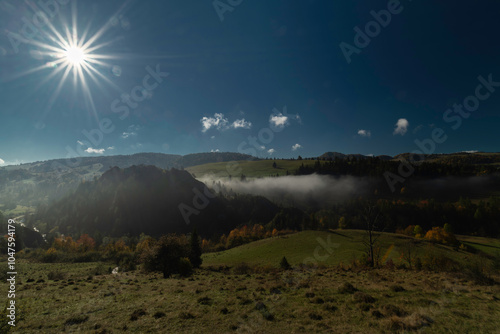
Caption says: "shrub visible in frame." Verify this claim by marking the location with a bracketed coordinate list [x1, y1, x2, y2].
[338, 282, 358, 294]
[424, 226, 457, 245]
[65, 315, 89, 326]
[233, 262, 251, 275]
[47, 271, 66, 281]
[140, 234, 192, 278]
[130, 309, 146, 321]
[179, 312, 195, 320]
[280, 256, 291, 270]
[390, 285, 405, 292]
[381, 304, 408, 317]
[178, 257, 193, 277]
[153, 311, 166, 319]
[463, 258, 495, 285]
[421, 252, 459, 272]
[352, 292, 376, 303]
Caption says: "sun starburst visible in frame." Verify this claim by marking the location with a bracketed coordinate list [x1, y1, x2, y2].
[10, 2, 125, 123]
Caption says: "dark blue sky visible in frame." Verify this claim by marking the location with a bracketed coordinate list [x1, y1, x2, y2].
[1, 0, 499, 165]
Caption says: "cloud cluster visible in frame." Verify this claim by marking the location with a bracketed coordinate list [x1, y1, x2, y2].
[201, 113, 252, 132]
[0, 158, 5, 165]
[121, 131, 136, 139]
[121, 124, 142, 139]
[231, 118, 252, 129]
[393, 118, 409, 135]
[292, 143, 302, 151]
[357, 129, 371, 137]
[269, 110, 301, 129]
[85, 147, 105, 154]
[267, 148, 275, 155]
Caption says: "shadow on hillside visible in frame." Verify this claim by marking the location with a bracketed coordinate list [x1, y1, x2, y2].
[464, 241, 500, 250]
[328, 229, 354, 239]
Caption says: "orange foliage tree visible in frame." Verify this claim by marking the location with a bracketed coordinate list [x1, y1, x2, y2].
[424, 226, 457, 245]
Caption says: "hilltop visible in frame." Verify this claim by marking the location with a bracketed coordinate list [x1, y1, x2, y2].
[0, 152, 255, 212]
[29, 165, 279, 239]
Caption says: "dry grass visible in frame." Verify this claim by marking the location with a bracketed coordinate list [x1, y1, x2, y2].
[1, 261, 499, 333]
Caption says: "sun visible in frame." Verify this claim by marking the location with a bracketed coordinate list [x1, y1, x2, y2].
[64, 46, 87, 67]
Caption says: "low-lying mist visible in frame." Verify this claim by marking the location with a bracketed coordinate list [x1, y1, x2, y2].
[200, 174, 373, 208]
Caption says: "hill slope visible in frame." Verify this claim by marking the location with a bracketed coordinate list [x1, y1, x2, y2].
[203, 230, 497, 268]
[0, 152, 255, 210]
[30, 165, 279, 239]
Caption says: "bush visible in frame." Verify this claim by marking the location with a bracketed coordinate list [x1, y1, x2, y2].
[463, 258, 495, 285]
[178, 257, 193, 277]
[47, 271, 66, 281]
[280, 256, 291, 270]
[140, 234, 192, 278]
[233, 262, 251, 275]
[338, 282, 358, 294]
[421, 252, 459, 272]
[118, 253, 137, 272]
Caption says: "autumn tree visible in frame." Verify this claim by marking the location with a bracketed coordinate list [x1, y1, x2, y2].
[76, 234, 95, 252]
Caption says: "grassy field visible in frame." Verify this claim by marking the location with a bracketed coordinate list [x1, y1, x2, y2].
[0, 205, 35, 218]
[186, 159, 316, 180]
[203, 230, 494, 269]
[1, 231, 499, 333]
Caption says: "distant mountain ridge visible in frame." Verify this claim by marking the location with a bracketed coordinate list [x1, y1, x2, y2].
[0, 152, 256, 210]
[318, 152, 393, 161]
[2, 152, 256, 173]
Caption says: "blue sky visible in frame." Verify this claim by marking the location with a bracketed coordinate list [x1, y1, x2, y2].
[1, 0, 499, 165]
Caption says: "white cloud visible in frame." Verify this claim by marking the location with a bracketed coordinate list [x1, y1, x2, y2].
[393, 118, 409, 136]
[121, 131, 136, 139]
[201, 113, 228, 132]
[292, 143, 302, 151]
[107, 146, 115, 150]
[121, 124, 142, 139]
[231, 118, 252, 129]
[77, 140, 84, 145]
[462, 150, 478, 153]
[211, 149, 220, 152]
[270, 113, 289, 128]
[357, 129, 371, 137]
[0, 158, 5, 165]
[267, 148, 275, 155]
[210, 136, 215, 139]
[85, 147, 105, 154]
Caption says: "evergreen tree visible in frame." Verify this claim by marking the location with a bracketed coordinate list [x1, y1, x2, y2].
[189, 229, 203, 268]
[280, 256, 291, 270]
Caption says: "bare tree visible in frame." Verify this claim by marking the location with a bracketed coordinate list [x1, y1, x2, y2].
[362, 203, 383, 267]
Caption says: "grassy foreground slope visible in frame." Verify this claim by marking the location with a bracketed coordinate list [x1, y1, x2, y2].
[2, 231, 499, 333]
